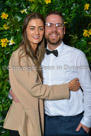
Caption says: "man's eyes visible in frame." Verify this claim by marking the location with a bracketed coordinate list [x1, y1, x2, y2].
[45, 23, 64, 28]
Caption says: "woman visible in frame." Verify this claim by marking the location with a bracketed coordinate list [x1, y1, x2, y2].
[3, 13, 80, 136]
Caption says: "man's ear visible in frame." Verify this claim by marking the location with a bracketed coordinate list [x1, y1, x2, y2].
[64, 26, 66, 35]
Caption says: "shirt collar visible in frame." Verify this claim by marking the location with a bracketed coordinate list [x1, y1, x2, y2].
[46, 42, 64, 56]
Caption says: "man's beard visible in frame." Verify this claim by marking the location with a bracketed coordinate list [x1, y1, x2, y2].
[47, 37, 62, 46]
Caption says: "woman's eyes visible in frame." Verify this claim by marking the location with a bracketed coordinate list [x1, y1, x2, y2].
[39, 27, 44, 31]
[30, 27, 35, 30]
[30, 27, 44, 31]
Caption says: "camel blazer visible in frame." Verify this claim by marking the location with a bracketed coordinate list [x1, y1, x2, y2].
[3, 47, 69, 136]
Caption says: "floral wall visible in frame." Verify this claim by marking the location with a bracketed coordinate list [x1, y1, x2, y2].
[0, 0, 91, 135]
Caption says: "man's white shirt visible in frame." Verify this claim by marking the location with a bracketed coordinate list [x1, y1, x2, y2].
[41, 42, 91, 127]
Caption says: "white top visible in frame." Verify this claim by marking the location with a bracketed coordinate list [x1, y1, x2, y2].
[41, 42, 91, 127]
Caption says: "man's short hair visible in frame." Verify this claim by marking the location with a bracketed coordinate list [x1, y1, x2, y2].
[45, 11, 64, 22]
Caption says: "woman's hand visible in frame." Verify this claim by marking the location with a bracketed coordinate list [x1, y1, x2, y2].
[69, 78, 80, 91]
[9, 89, 19, 103]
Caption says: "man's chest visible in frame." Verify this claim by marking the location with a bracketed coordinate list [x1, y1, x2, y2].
[42, 55, 78, 84]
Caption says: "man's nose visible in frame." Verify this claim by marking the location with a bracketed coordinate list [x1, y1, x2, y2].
[52, 24, 57, 31]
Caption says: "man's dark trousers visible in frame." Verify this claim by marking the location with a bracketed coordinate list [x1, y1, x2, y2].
[44, 112, 89, 136]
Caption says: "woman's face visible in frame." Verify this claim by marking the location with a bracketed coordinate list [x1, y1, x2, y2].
[26, 19, 44, 51]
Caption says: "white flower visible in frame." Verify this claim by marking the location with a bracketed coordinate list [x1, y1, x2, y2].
[9, 38, 15, 45]
[20, 9, 27, 14]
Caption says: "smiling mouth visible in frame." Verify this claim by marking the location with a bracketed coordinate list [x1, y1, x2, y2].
[33, 36, 40, 39]
[49, 34, 58, 38]
[51, 34, 57, 36]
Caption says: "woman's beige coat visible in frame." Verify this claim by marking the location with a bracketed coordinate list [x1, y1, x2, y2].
[3, 47, 69, 136]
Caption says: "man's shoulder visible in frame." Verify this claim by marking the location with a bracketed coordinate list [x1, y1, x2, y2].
[64, 44, 85, 56]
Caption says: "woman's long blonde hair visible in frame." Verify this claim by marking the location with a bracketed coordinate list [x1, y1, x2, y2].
[19, 13, 45, 80]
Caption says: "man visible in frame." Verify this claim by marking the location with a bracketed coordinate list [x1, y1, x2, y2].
[9, 11, 91, 136]
[42, 11, 91, 136]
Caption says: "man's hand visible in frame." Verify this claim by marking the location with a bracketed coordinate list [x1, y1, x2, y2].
[69, 78, 80, 91]
[76, 123, 90, 134]
[9, 89, 20, 103]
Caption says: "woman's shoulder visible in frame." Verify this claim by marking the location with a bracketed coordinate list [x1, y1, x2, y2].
[10, 46, 34, 66]
[13, 46, 24, 55]
[10, 46, 23, 62]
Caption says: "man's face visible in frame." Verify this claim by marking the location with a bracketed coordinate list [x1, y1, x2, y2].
[45, 14, 65, 47]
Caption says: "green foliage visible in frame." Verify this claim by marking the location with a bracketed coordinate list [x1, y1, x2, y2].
[0, 0, 91, 135]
